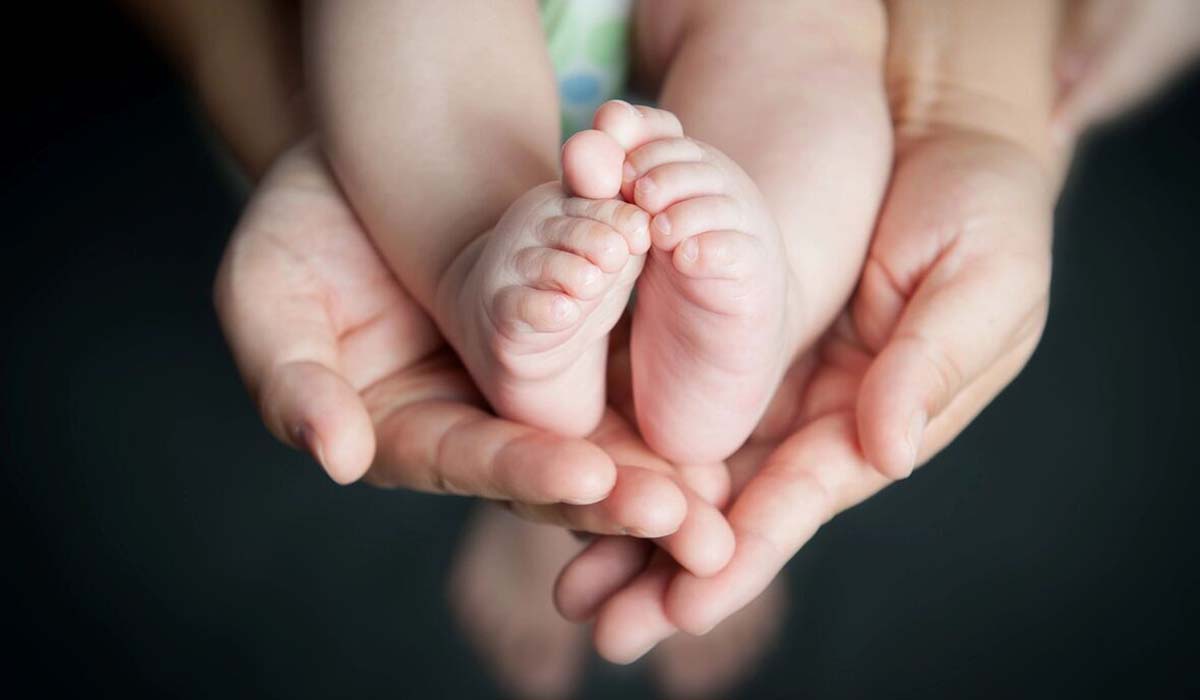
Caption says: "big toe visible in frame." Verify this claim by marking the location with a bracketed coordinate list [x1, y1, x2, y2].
[593, 99, 684, 152]
[562, 129, 625, 199]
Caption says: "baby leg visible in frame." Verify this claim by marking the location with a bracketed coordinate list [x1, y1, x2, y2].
[620, 0, 894, 462]
[309, 1, 644, 436]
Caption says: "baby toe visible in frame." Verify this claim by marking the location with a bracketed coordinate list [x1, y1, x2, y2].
[673, 230, 763, 282]
[622, 137, 707, 201]
[539, 216, 629, 273]
[562, 198, 652, 257]
[492, 286, 580, 337]
[561, 129, 625, 199]
[593, 100, 684, 152]
[516, 247, 607, 300]
[650, 195, 742, 252]
[633, 161, 728, 215]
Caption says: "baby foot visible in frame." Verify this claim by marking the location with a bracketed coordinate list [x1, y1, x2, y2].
[435, 132, 649, 436]
[594, 101, 798, 463]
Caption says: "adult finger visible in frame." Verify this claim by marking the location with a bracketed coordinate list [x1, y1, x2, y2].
[586, 339, 1045, 659]
[214, 161, 375, 484]
[852, 137, 1053, 479]
[366, 388, 618, 506]
[593, 551, 682, 664]
[855, 250, 1050, 479]
[582, 412, 881, 662]
[554, 536, 653, 622]
[663, 412, 885, 637]
[534, 468, 733, 576]
[919, 330, 1044, 462]
[510, 465, 687, 535]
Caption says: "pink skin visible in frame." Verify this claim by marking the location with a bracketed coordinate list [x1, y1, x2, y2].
[416, 107, 762, 578]
[1053, 0, 1200, 144]
[435, 133, 648, 438]
[585, 100, 798, 466]
[554, 131, 1055, 664]
[428, 126, 742, 578]
[519, 408, 736, 578]
[219, 0, 1073, 686]
[220, 142, 746, 579]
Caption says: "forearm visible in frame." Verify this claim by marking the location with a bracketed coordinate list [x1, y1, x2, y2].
[120, 0, 306, 180]
[305, 0, 561, 311]
[885, 0, 1063, 170]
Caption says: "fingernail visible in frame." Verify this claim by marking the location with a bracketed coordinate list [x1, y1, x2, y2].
[905, 411, 926, 475]
[622, 161, 637, 182]
[635, 177, 655, 200]
[564, 492, 607, 506]
[679, 237, 699, 263]
[653, 212, 672, 238]
[624, 638, 662, 662]
[295, 423, 328, 472]
[617, 99, 642, 118]
[633, 212, 651, 240]
[582, 264, 602, 289]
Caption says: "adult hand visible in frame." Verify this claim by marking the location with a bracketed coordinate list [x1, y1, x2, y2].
[127, 0, 719, 544]
[555, 129, 1055, 661]
[213, 140, 736, 566]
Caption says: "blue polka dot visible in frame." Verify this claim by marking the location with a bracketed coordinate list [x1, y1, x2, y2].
[560, 73, 602, 105]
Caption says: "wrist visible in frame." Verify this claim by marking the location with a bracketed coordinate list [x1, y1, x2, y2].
[885, 0, 1062, 172]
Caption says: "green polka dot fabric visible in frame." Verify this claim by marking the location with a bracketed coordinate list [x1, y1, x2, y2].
[541, 0, 632, 139]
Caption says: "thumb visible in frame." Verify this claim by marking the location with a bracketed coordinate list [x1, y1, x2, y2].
[214, 182, 376, 484]
[257, 360, 376, 485]
[856, 253, 1049, 479]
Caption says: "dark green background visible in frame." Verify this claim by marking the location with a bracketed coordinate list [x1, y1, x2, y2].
[3, 4, 1197, 697]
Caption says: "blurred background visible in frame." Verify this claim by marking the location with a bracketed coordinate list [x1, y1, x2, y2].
[3, 3, 1198, 698]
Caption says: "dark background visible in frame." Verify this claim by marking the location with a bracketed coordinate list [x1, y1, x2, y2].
[3, 4, 1198, 698]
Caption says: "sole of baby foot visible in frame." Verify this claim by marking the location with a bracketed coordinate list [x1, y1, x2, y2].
[448, 503, 589, 699]
[435, 132, 650, 437]
[593, 100, 799, 463]
[650, 575, 789, 700]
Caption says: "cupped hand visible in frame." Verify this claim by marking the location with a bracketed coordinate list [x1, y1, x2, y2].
[555, 130, 1055, 662]
[214, 140, 736, 558]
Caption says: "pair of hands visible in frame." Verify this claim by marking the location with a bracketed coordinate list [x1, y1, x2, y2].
[216, 117, 1054, 661]
[205, 0, 1200, 665]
